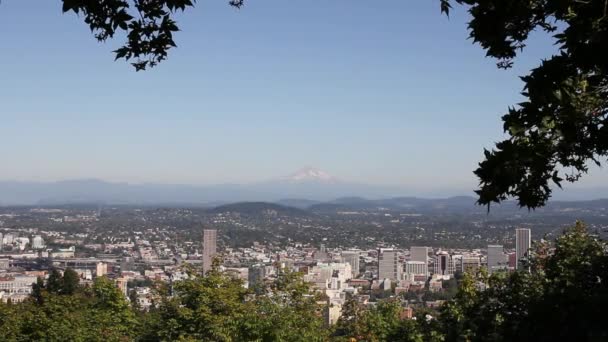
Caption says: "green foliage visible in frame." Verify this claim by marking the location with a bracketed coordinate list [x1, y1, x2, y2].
[438, 0, 608, 208]
[334, 293, 367, 340]
[62, 268, 80, 295]
[438, 221, 608, 341]
[143, 265, 327, 341]
[61, 0, 245, 70]
[240, 268, 327, 341]
[47, 268, 64, 294]
[0, 273, 136, 342]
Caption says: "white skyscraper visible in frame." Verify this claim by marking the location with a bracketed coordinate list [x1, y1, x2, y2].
[96, 262, 108, 277]
[487, 245, 507, 273]
[202, 229, 217, 274]
[378, 248, 401, 281]
[32, 235, 45, 249]
[515, 228, 531, 270]
[341, 251, 360, 277]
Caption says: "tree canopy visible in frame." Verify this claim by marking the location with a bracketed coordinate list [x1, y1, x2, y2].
[57, 0, 608, 209]
[439, 0, 608, 209]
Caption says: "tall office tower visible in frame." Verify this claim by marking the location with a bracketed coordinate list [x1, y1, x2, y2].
[96, 262, 108, 277]
[3, 233, 14, 245]
[515, 228, 531, 270]
[378, 248, 401, 281]
[410, 246, 430, 264]
[434, 251, 454, 276]
[341, 251, 360, 277]
[248, 264, 267, 289]
[32, 235, 45, 249]
[202, 229, 217, 274]
[315, 243, 329, 261]
[487, 245, 506, 273]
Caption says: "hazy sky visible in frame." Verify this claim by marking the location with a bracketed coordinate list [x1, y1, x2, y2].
[0, 0, 605, 190]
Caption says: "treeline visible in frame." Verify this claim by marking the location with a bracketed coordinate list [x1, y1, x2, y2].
[0, 223, 606, 341]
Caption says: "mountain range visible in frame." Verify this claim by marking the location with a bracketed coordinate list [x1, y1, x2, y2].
[210, 197, 608, 216]
[0, 167, 605, 206]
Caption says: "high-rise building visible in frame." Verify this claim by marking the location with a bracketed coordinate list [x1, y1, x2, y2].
[405, 261, 428, 277]
[121, 257, 134, 272]
[96, 262, 108, 277]
[315, 243, 329, 261]
[341, 251, 360, 277]
[115, 278, 128, 297]
[202, 229, 217, 274]
[248, 264, 267, 289]
[32, 235, 45, 249]
[410, 246, 429, 264]
[378, 248, 401, 281]
[434, 251, 454, 276]
[487, 245, 507, 273]
[508, 252, 517, 269]
[515, 228, 531, 270]
[461, 256, 481, 274]
[3, 233, 14, 245]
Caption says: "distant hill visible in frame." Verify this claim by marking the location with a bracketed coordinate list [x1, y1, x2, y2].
[309, 196, 480, 212]
[0, 174, 605, 208]
[276, 198, 322, 209]
[207, 202, 310, 217]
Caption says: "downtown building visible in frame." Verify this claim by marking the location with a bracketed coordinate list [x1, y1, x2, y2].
[378, 248, 401, 281]
[434, 251, 454, 277]
[405, 261, 428, 277]
[202, 229, 217, 274]
[487, 245, 508, 273]
[515, 228, 531, 270]
[340, 251, 360, 277]
[409, 246, 430, 264]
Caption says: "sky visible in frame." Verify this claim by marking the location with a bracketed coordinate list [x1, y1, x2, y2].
[0, 0, 605, 193]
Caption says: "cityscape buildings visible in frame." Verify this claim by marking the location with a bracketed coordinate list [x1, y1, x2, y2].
[340, 251, 360, 277]
[32, 235, 44, 249]
[434, 251, 454, 276]
[202, 229, 217, 274]
[487, 245, 506, 273]
[410, 246, 430, 264]
[515, 228, 531, 270]
[405, 260, 428, 277]
[96, 262, 108, 277]
[378, 248, 401, 281]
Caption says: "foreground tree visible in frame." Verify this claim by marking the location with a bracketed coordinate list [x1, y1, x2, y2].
[439, 0, 608, 209]
[240, 268, 328, 341]
[141, 263, 326, 341]
[59, 0, 244, 71]
[0, 275, 136, 342]
[439, 222, 608, 341]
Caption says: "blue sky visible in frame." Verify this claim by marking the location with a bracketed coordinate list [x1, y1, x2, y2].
[0, 0, 605, 192]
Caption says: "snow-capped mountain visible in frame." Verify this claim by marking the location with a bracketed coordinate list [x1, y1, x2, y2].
[0, 167, 494, 205]
[284, 167, 337, 183]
